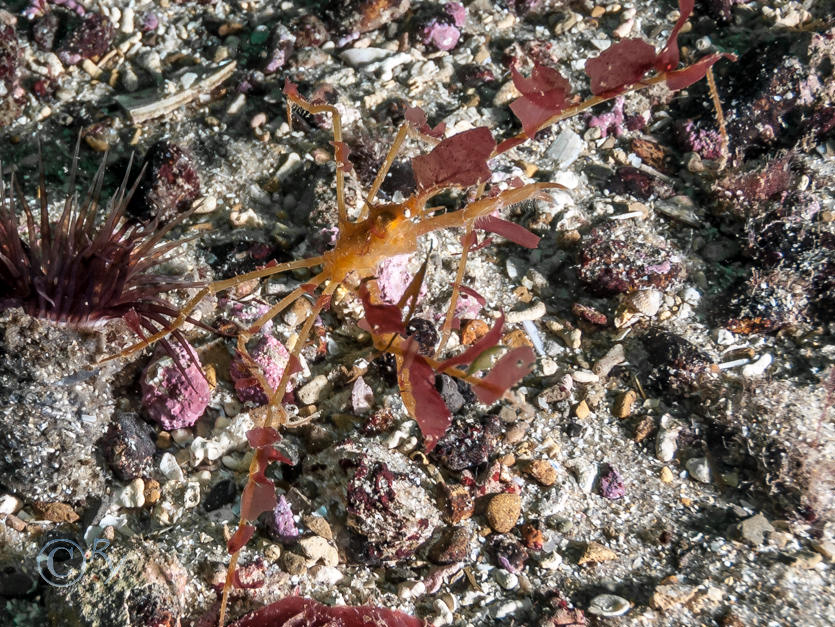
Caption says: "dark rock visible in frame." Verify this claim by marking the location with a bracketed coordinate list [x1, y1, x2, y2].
[607, 166, 673, 200]
[430, 414, 499, 471]
[435, 374, 465, 414]
[203, 479, 237, 512]
[405, 317, 438, 356]
[488, 534, 529, 573]
[0, 562, 36, 596]
[102, 413, 156, 481]
[642, 328, 712, 396]
[428, 526, 471, 564]
[127, 141, 201, 223]
[57, 12, 114, 66]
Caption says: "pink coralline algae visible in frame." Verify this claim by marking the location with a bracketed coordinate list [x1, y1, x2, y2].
[375, 254, 426, 304]
[588, 96, 625, 138]
[676, 119, 723, 160]
[421, 3, 466, 52]
[268, 495, 299, 543]
[141, 342, 210, 430]
[229, 334, 290, 406]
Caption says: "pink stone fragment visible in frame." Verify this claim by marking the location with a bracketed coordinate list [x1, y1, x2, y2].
[375, 253, 426, 305]
[141, 342, 210, 430]
[351, 376, 374, 414]
[229, 334, 290, 406]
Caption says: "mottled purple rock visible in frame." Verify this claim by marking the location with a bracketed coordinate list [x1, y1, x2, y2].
[267, 495, 299, 543]
[430, 415, 499, 471]
[56, 12, 113, 66]
[577, 227, 685, 296]
[599, 464, 625, 500]
[229, 334, 290, 406]
[127, 141, 201, 223]
[141, 342, 210, 430]
[346, 457, 438, 562]
[102, 413, 156, 481]
[488, 534, 529, 573]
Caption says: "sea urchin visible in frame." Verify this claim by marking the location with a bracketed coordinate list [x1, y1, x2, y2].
[0, 141, 204, 365]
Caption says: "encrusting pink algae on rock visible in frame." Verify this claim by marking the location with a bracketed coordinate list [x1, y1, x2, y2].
[229, 334, 290, 405]
[141, 342, 210, 430]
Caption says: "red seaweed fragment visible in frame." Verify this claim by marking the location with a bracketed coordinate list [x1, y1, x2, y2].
[229, 595, 427, 627]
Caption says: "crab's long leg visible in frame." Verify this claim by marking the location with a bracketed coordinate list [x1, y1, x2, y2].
[264, 279, 338, 427]
[218, 279, 339, 626]
[231, 272, 327, 415]
[285, 92, 349, 225]
[436, 220, 475, 358]
[102, 256, 325, 363]
[362, 123, 409, 215]
[415, 182, 562, 238]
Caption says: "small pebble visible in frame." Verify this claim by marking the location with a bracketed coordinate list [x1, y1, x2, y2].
[526, 460, 557, 486]
[613, 389, 637, 418]
[160, 452, 184, 482]
[660, 466, 674, 483]
[494, 569, 518, 590]
[686, 456, 711, 483]
[741, 353, 773, 378]
[297, 375, 328, 406]
[577, 541, 618, 565]
[574, 400, 590, 419]
[486, 493, 521, 533]
[119, 478, 146, 508]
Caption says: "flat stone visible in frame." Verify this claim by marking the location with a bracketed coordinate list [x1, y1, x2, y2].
[297, 375, 328, 406]
[526, 460, 557, 486]
[791, 550, 822, 570]
[297, 535, 338, 566]
[577, 541, 617, 565]
[651, 583, 698, 610]
[546, 130, 585, 167]
[686, 457, 711, 483]
[32, 501, 79, 523]
[280, 551, 307, 575]
[302, 514, 333, 540]
[737, 512, 774, 546]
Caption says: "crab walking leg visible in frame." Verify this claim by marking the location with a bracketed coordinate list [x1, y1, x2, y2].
[436, 220, 474, 358]
[415, 182, 563, 237]
[360, 123, 409, 218]
[264, 280, 339, 426]
[285, 92, 349, 225]
[218, 281, 339, 626]
[232, 272, 327, 415]
[102, 256, 326, 362]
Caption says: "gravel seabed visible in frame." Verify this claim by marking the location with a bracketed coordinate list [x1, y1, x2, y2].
[1, 0, 834, 626]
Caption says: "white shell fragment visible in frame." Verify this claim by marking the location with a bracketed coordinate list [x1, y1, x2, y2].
[588, 594, 631, 616]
